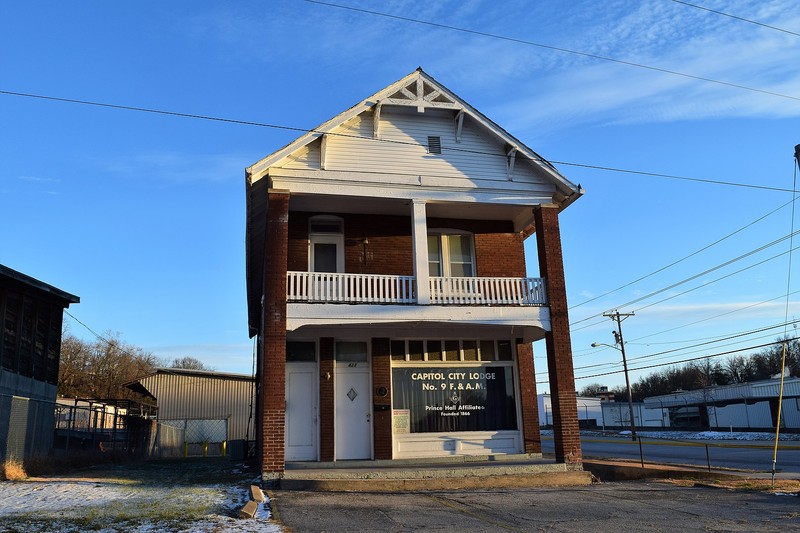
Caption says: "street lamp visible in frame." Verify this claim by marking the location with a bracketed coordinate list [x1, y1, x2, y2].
[592, 336, 637, 441]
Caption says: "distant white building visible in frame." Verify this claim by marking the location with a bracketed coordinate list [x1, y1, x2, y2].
[538, 394, 603, 428]
[644, 377, 800, 431]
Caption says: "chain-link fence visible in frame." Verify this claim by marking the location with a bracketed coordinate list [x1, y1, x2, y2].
[2, 393, 257, 466]
[1, 393, 163, 464]
[1, 394, 55, 463]
[161, 419, 228, 457]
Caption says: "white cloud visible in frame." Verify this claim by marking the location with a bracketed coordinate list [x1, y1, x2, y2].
[481, 0, 800, 130]
[18, 175, 61, 184]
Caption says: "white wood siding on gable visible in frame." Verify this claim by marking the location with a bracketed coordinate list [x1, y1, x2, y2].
[274, 107, 550, 189]
[281, 138, 321, 170]
[329, 108, 519, 182]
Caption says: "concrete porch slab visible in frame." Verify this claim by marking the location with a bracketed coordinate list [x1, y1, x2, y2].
[279, 454, 591, 491]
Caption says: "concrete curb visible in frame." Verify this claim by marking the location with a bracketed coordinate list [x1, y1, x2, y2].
[279, 470, 592, 491]
[583, 460, 747, 482]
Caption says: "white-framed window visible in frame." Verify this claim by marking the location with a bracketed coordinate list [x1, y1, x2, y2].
[427, 231, 475, 277]
[308, 215, 344, 273]
[389, 339, 514, 363]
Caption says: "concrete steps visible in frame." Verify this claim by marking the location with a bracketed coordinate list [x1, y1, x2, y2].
[279, 454, 591, 491]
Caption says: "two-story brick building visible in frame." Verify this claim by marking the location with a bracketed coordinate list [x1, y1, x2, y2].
[245, 69, 584, 480]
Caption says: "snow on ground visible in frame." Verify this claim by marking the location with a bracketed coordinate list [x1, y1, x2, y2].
[0, 460, 282, 533]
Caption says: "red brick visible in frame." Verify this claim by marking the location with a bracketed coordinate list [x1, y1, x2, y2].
[260, 191, 289, 475]
[535, 206, 581, 464]
[319, 337, 335, 462]
[516, 340, 541, 453]
[371, 338, 392, 460]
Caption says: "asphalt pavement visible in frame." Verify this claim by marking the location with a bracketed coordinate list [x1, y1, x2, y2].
[542, 435, 800, 475]
[271, 481, 800, 532]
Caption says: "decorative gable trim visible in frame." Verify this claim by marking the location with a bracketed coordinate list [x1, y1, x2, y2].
[247, 68, 582, 208]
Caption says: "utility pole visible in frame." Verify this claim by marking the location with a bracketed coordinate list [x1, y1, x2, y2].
[605, 310, 637, 441]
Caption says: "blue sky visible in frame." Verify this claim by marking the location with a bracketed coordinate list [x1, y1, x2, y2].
[2, 0, 799, 390]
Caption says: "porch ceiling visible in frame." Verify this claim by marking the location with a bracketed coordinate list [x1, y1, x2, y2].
[289, 192, 534, 226]
[286, 317, 549, 344]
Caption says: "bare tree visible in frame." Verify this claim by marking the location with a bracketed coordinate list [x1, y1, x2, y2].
[169, 356, 208, 370]
[58, 333, 158, 399]
[578, 382, 607, 397]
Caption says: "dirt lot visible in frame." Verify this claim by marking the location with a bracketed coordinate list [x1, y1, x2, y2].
[0, 459, 280, 533]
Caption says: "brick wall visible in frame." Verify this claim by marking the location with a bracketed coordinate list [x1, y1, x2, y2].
[319, 337, 335, 462]
[516, 340, 541, 454]
[474, 232, 526, 277]
[287, 212, 525, 278]
[534, 206, 581, 464]
[262, 190, 289, 476]
[371, 337, 392, 460]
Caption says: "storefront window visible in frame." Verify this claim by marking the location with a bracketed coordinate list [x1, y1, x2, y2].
[392, 365, 517, 433]
[390, 339, 519, 434]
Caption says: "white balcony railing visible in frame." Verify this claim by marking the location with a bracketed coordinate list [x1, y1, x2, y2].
[287, 272, 546, 306]
[287, 271, 416, 304]
[429, 276, 546, 306]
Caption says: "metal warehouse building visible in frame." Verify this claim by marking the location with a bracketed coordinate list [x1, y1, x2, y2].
[125, 368, 255, 456]
[644, 377, 800, 430]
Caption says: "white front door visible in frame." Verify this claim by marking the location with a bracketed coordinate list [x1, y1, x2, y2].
[285, 362, 318, 461]
[334, 341, 372, 460]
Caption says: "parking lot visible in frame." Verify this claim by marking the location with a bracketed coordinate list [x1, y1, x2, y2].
[272, 481, 800, 532]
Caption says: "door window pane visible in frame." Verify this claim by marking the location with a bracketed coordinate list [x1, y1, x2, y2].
[287, 341, 316, 362]
[336, 341, 367, 362]
[314, 243, 338, 273]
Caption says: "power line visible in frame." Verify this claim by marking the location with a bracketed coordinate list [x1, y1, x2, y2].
[550, 160, 793, 193]
[3, 89, 796, 196]
[571, 227, 800, 328]
[631, 243, 799, 314]
[576, 338, 794, 381]
[576, 318, 800, 372]
[628, 289, 800, 344]
[303, 0, 800, 103]
[669, 0, 800, 38]
[64, 310, 148, 361]
[542, 318, 800, 376]
[629, 318, 798, 346]
[570, 197, 797, 311]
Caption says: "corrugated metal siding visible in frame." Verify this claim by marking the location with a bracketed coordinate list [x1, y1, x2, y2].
[644, 378, 800, 408]
[310, 108, 549, 185]
[140, 373, 255, 441]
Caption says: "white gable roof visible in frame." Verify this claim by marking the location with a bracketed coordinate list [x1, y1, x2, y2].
[247, 68, 582, 207]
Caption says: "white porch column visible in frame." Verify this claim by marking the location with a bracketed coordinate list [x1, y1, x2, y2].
[411, 199, 430, 304]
